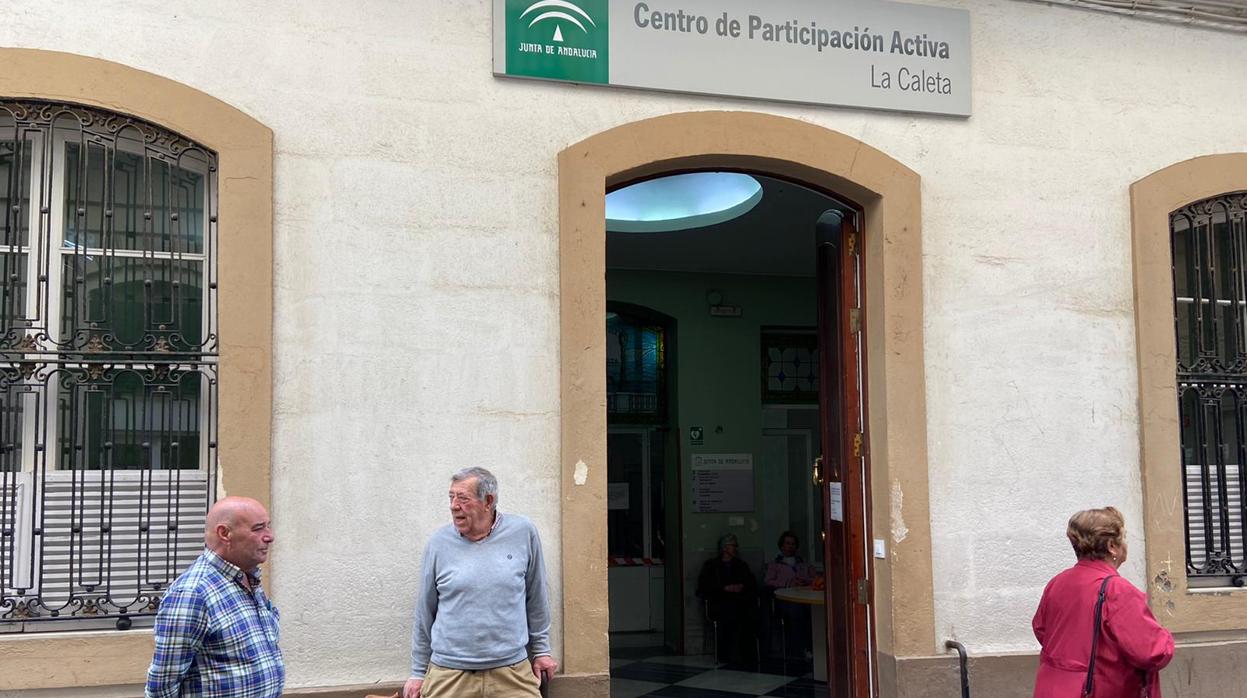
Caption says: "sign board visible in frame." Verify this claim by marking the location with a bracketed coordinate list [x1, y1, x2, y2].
[689, 426, 704, 445]
[493, 0, 971, 116]
[829, 481, 844, 522]
[691, 453, 753, 512]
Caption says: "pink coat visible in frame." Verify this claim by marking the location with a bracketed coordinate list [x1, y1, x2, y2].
[764, 556, 815, 589]
[1032, 559, 1174, 698]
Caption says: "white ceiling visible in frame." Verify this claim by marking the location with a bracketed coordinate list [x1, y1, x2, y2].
[605, 174, 853, 277]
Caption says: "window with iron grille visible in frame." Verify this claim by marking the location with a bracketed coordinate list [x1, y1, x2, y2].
[1172, 192, 1247, 586]
[0, 100, 217, 630]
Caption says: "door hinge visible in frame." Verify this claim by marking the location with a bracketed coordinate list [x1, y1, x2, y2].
[848, 308, 860, 334]
[852, 432, 863, 458]
[856, 577, 870, 605]
[847, 232, 857, 256]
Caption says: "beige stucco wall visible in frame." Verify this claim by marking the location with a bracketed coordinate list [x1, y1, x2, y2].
[2, 0, 1247, 694]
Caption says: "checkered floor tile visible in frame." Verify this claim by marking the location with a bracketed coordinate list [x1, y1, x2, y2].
[609, 649, 826, 697]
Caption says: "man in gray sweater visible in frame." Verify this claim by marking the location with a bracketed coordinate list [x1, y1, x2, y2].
[403, 467, 558, 698]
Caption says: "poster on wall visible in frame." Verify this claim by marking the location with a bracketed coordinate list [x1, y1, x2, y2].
[691, 453, 753, 512]
[829, 481, 844, 522]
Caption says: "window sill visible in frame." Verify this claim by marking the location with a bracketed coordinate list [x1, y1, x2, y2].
[0, 629, 153, 690]
[1187, 585, 1247, 596]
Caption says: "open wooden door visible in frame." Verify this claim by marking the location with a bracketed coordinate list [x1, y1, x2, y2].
[814, 210, 875, 698]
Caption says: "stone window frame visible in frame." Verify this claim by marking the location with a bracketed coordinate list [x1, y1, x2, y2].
[0, 103, 222, 635]
[0, 49, 272, 691]
[1132, 153, 1247, 632]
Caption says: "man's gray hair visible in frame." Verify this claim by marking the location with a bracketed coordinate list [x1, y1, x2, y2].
[451, 466, 499, 504]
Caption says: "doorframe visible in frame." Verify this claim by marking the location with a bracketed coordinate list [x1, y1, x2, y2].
[816, 213, 876, 697]
[557, 111, 932, 695]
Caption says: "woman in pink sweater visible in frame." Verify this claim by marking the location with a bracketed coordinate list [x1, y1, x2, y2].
[1032, 507, 1174, 697]
[764, 531, 816, 657]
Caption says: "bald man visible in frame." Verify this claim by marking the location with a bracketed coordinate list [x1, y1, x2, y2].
[145, 496, 284, 698]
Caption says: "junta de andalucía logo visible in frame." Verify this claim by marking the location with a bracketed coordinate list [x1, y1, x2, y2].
[520, 0, 596, 43]
[506, 0, 608, 84]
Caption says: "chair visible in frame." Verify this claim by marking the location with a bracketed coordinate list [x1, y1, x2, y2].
[762, 590, 788, 665]
[759, 558, 788, 665]
[702, 598, 720, 660]
[703, 597, 762, 666]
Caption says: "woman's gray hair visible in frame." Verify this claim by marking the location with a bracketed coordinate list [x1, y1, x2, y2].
[451, 467, 499, 504]
[718, 533, 738, 553]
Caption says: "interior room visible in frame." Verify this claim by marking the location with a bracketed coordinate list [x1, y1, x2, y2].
[604, 171, 854, 698]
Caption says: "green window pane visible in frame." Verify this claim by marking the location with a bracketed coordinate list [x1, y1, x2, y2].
[59, 369, 201, 470]
[0, 380, 26, 473]
[64, 143, 204, 254]
[0, 252, 27, 335]
[0, 139, 31, 249]
[60, 255, 203, 351]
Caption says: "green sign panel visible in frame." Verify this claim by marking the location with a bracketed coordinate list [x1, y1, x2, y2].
[504, 0, 609, 84]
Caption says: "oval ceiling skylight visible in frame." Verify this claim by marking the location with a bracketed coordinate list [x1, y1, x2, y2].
[606, 172, 763, 233]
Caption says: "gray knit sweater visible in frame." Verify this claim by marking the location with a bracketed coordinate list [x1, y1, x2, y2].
[409, 513, 552, 678]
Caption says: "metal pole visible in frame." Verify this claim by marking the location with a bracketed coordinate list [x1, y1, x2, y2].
[945, 639, 970, 698]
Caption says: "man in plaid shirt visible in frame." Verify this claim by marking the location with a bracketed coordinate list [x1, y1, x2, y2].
[145, 496, 284, 697]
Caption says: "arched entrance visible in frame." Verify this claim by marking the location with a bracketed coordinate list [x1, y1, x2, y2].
[557, 112, 934, 697]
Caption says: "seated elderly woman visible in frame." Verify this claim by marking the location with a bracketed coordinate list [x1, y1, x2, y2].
[763, 530, 815, 656]
[696, 533, 758, 663]
[1032, 507, 1174, 698]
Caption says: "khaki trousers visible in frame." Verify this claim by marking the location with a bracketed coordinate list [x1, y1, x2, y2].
[423, 660, 541, 698]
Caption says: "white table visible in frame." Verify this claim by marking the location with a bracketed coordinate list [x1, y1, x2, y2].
[773, 586, 827, 682]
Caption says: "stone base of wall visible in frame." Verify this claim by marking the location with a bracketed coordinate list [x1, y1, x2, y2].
[880, 638, 1247, 698]
[283, 684, 403, 697]
[284, 640, 1247, 698]
[283, 672, 611, 698]
[879, 650, 1038, 698]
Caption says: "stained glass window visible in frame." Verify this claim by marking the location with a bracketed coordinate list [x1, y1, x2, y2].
[606, 310, 666, 423]
[762, 328, 818, 404]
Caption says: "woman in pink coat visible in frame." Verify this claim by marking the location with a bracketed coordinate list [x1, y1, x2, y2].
[1032, 507, 1174, 697]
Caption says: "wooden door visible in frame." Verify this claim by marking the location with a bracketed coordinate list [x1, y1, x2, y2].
[815, 211, 874, 698]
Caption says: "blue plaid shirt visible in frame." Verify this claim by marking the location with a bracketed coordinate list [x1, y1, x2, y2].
[145, 549, 284, 698]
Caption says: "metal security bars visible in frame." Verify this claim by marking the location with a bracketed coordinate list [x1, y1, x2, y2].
[1172, 192, 1247, 586]
[0, 100, 218, 629]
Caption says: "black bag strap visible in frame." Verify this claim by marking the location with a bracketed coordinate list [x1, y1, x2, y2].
[1082, 575, 1114, 697]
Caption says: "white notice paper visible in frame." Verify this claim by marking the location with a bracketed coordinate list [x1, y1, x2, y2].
[829, 482, 844, 522]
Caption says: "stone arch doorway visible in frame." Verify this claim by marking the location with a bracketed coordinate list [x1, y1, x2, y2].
[557, 111, 934, 697]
